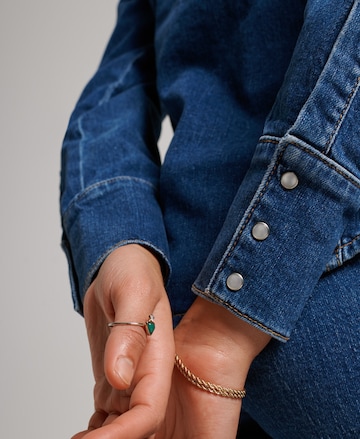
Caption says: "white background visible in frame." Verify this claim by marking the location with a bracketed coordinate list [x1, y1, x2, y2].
[0, 1, 172, 437]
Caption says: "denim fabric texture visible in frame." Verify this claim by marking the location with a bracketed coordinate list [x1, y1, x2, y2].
[61, 0, 360, 436]
[243, 256, 360, 438]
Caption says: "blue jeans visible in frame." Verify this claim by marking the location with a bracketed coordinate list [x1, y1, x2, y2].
[242, 255, 360, 438]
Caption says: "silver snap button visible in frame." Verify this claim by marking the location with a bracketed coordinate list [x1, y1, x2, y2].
[251, 221, 270, 241]
[226, 273, 244, 291]
[281, 171, 298, 190]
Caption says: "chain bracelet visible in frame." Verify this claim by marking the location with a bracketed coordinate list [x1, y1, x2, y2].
[174, 354, 246, 399]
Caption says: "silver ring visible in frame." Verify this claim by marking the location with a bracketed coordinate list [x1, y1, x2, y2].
[108, 314, 155, 336]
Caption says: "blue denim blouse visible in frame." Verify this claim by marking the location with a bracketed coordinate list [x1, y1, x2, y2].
[61, 0, 360, 342]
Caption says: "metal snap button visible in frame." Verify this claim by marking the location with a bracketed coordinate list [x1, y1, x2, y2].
[251, 221, 270, 241]
[281, 171, 298, 190]
[226, 273, 244, 291]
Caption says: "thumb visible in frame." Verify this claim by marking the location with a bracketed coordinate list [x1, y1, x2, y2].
[104, 314, 151, 389]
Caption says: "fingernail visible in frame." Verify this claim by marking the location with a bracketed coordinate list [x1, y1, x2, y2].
[115, 356, 134, 386]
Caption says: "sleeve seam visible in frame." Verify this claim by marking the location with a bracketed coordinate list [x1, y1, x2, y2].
[62, 175, 157, 220]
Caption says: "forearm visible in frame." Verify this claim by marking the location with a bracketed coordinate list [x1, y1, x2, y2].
[60, 0, 170, 311]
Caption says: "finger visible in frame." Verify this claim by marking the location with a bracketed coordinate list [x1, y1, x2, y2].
[77, 407, 161, 439]
[70, 409, 116, 439]
[71, 431, 90, 439]
[78, 302, 174, 439]
[102, 412, 120, 426]
[88, 409, 108, 429]
[93, 246, 166, 389]
[74, 352, 173, 439]
[104, 316, 149, 389]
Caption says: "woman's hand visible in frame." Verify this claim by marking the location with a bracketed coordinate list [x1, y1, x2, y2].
[157, 297, 271, 439]
[72, 244, 175, 439]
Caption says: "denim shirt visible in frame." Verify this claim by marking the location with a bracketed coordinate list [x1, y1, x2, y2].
[61, 0, 360, 342]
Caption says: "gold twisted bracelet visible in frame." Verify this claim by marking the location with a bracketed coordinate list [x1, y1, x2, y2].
[174, 354, 246, 399]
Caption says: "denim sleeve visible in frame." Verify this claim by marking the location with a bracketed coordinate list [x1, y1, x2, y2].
[193, 0, 360, 341]
[60, 0, 169, 313]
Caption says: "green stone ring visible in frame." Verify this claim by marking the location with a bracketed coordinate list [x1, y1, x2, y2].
[108, 314, 155, 336]
[144, 314, 156, 335]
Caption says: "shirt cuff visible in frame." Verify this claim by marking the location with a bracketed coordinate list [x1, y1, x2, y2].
[61, 176, 170, 314]
[193, 134, 360, 341]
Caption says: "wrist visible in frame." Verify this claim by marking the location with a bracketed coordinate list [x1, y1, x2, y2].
[176, 297, 271, 372]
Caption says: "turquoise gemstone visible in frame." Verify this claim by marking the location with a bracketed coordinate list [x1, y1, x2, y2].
[146, 320, 155, 335]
